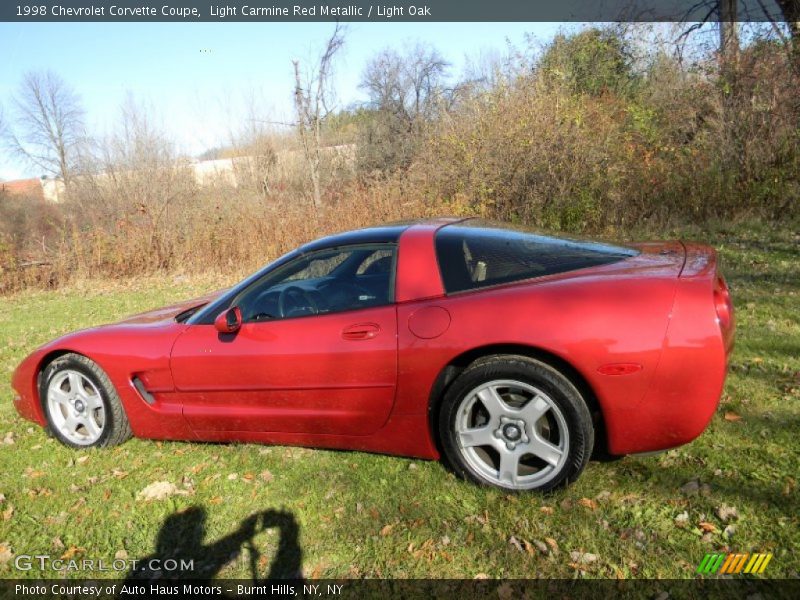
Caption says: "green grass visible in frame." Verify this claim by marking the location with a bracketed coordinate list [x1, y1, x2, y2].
[0, 227, 798, 580]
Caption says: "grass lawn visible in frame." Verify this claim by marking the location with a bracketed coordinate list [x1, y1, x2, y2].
[0, 226, 798, 580]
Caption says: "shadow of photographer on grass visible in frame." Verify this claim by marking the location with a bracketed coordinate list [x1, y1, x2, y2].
[124, 506, 303, 584]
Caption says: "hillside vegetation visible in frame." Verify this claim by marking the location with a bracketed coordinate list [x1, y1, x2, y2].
[1, 25, 798, 292]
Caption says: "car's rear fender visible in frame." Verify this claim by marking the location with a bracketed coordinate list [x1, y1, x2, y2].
[605, 243, 733, 454]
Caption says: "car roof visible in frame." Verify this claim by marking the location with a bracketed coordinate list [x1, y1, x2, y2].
[298, 218, 473, 253]
[297, 220, 425, 253]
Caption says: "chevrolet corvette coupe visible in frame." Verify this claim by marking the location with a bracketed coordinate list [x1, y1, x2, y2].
[11, 218, 735, 491]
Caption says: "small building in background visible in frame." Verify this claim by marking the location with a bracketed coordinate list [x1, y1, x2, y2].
[0, 178, 47, 202]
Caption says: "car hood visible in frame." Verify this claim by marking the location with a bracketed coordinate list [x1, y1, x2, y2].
[116, 289, 227, 325]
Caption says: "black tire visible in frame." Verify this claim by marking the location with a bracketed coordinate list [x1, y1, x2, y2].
[438, 355, 594, 492]
[41, 353, 132, 449]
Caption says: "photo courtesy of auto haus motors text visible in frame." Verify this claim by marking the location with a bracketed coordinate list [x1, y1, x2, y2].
[0, 0, 798, 598]
[16, 583, 342, 597]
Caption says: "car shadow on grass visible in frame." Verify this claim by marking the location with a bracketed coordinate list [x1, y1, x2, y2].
[618, 458, 799, 514]
[124, 506, 304, 583]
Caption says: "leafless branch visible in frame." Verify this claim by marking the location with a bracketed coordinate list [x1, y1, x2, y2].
[292, 22, 346, 208]
[2, 71, 86, 186]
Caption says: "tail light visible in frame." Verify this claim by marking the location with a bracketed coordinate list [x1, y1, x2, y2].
[714, 275, 732, 330]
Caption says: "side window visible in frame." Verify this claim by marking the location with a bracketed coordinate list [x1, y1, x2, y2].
[435, 226, 637, 293]
[234, 245, 396, 322]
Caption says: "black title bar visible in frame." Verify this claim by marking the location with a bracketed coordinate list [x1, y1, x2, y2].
[1, 0, 791, 22]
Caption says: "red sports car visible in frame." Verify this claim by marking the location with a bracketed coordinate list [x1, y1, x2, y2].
[11, 218, 734, 491]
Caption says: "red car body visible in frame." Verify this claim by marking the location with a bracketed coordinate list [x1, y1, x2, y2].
[11, 218, 734, 458]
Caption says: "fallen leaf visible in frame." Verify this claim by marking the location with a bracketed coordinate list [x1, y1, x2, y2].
[76, 455, 89, 464]
[260, 470, 274, 483]
[724, 411, 743, 422]
[579, 497, 598, 510]
[2, 505, 13, 521]
[595, 490, 611, 502]
[473, 573, 489, 579]
[227, 473, 238, 481]
[136, 481, 189, 502]
[680, 478, 701, 494]
[380, 524, 394, 536]
[52, 537, 64, 549]
[674, 511, 690, 528]
[114, 549, 128, 560]
[508, 535, 524, 553]
[723, 525, 737, 539]
[699, 521, 718, 533]
[309, 563, 324, 579]
[570, 551, 598, 564]
[3, 432, 15, 445]
[0, 544, 12, 564]
[716, 504, 738, 522]
[209, 496, 223, 505]
[60, 546, 83, 560]
[533, 539, 549, 555]
[539, 506, 554, 515]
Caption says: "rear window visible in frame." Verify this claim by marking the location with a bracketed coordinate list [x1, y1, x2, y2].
[435, 221, 638, 293]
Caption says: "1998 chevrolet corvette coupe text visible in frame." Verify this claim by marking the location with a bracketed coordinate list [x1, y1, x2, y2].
[12, 218, 735, 491]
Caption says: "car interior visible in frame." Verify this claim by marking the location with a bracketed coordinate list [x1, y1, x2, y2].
[237, 246, 396, 321]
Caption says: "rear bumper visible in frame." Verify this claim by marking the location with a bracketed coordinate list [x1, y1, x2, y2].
[605, 267, 730, 455]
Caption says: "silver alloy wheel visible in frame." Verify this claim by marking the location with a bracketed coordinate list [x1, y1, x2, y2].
[47, 369, 105, 446]
[455, 379, 569, 490]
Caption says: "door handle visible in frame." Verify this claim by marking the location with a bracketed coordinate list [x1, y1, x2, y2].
[342, 323, 381, 340]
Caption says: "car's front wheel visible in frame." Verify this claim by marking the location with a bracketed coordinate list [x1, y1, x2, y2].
[438, 355, 594, 492]
[42, 353, 132, 448]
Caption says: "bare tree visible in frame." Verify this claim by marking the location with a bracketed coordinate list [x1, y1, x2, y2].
[71, 94, 195, 265]
[719, 0, 740, 74]
[359, 43, 451, 173]
[4, 71, 85, 186]
[292, 23, 345, 209]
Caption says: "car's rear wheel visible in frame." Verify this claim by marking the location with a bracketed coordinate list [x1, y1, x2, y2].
[438, 355, 594, 491]
[42, 353, 132, 448]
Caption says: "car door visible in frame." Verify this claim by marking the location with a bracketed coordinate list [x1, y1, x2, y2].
[170, 244, 398, 436]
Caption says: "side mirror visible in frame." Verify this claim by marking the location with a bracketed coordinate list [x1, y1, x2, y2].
[214, 306, 242, 334]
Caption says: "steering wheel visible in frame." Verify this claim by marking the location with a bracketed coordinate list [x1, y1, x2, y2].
[277, 285, 319, 318]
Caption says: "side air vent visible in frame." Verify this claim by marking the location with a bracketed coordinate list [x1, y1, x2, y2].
[132, 376, 156, 405]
